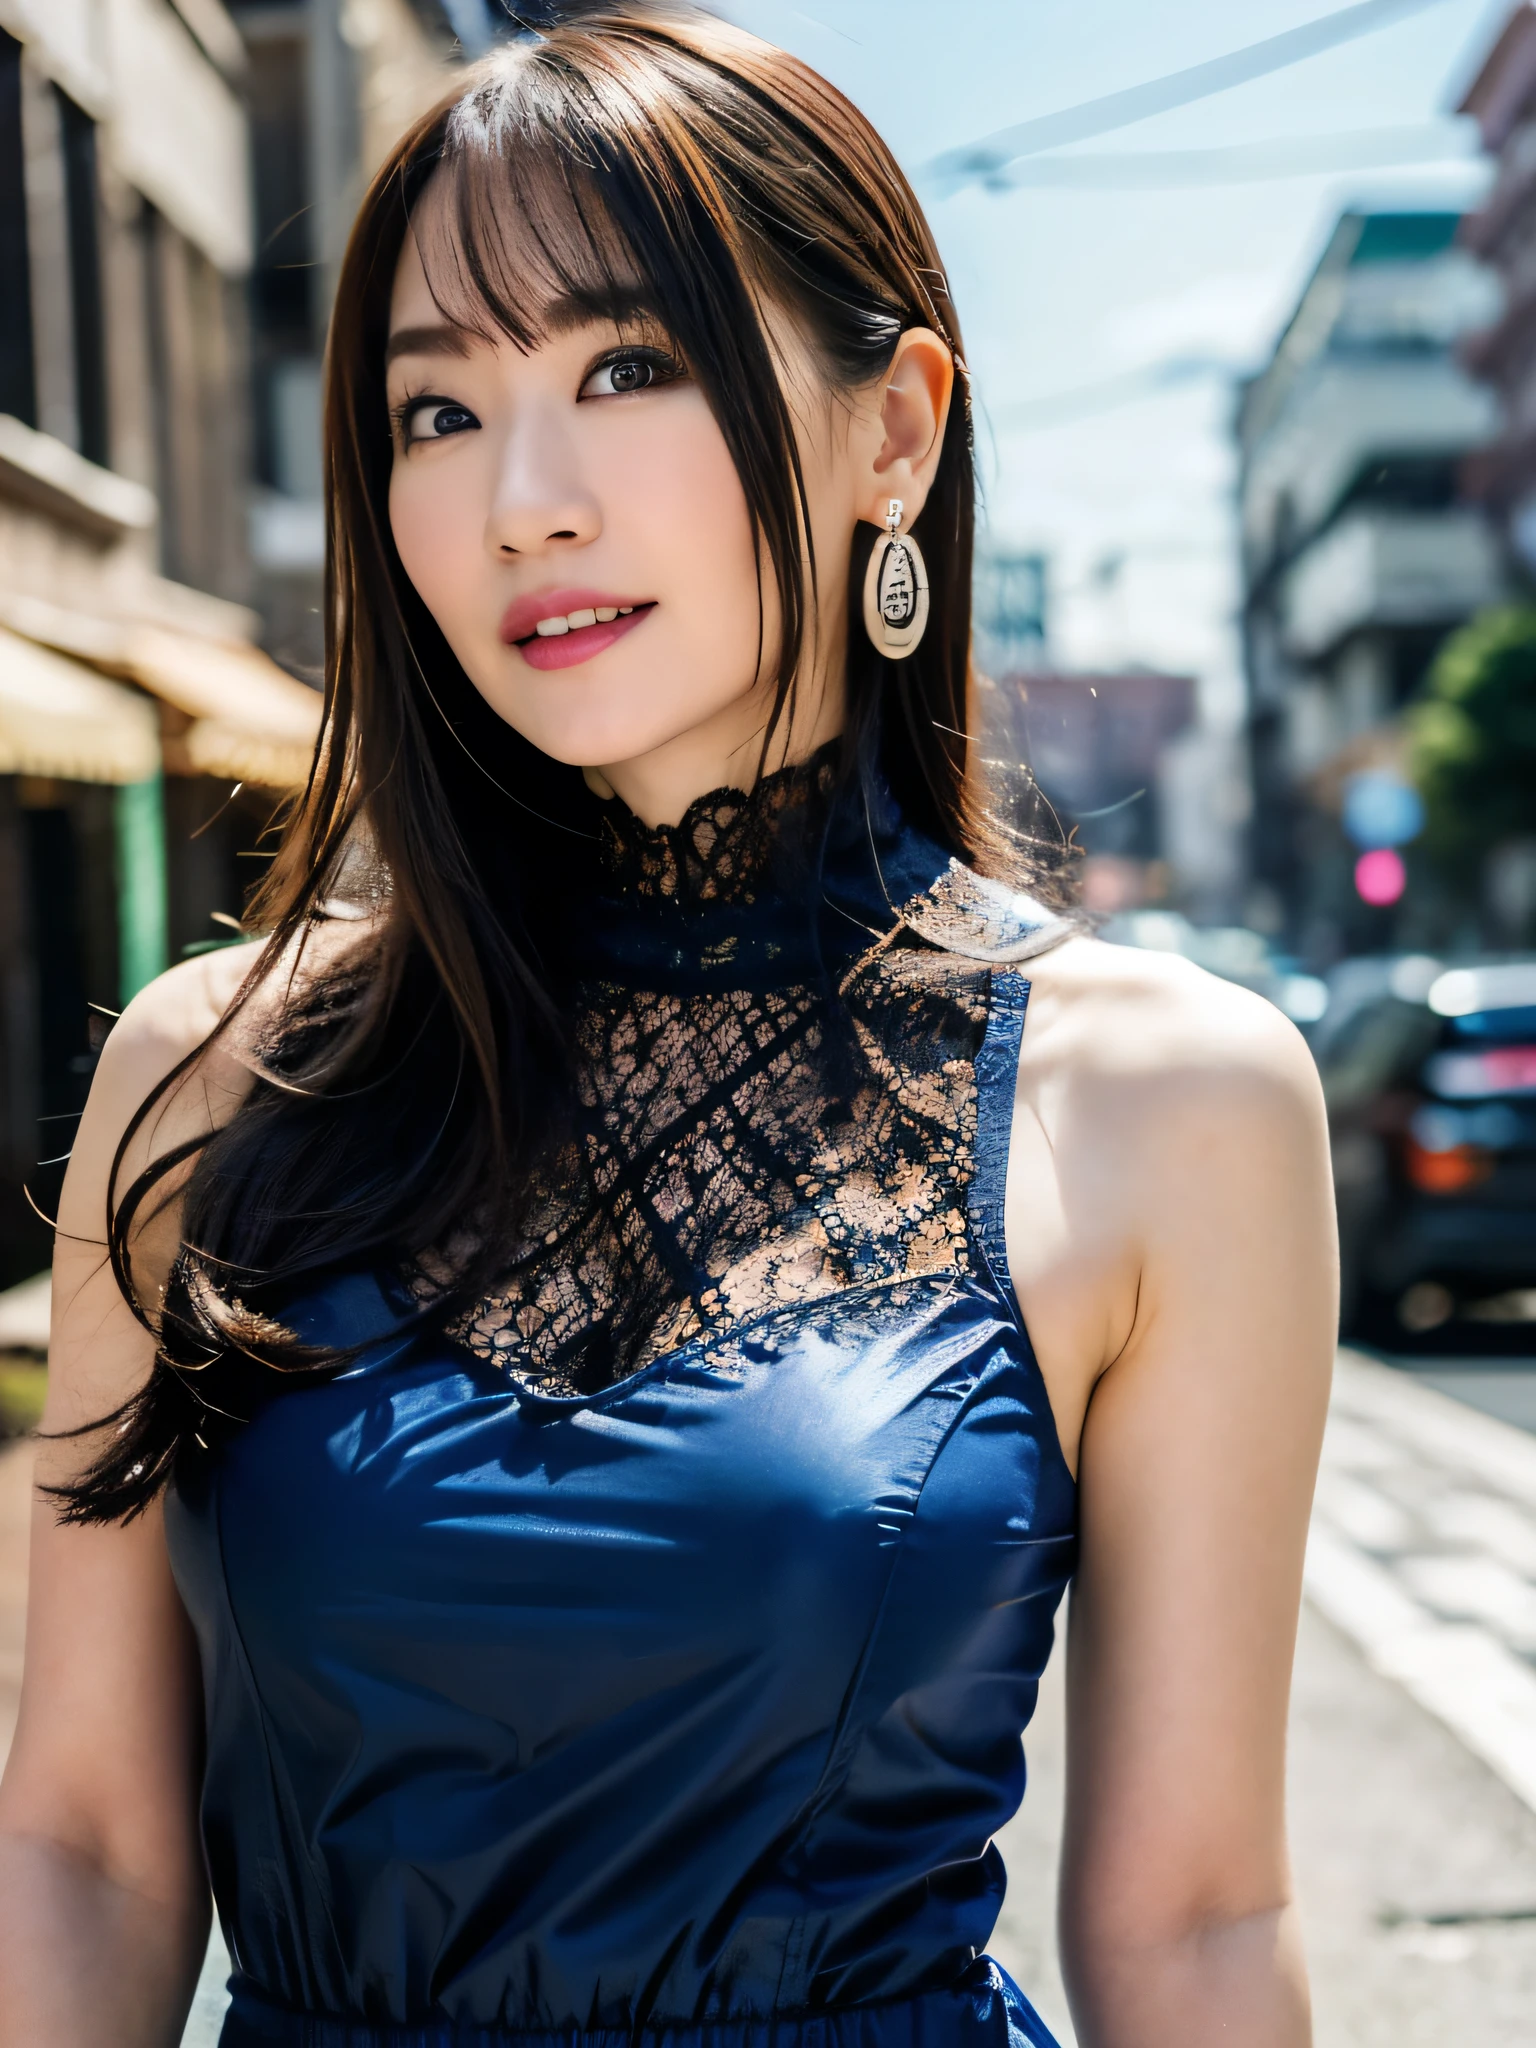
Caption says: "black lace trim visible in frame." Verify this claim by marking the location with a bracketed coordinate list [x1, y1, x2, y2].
[594, 743, 841, 907]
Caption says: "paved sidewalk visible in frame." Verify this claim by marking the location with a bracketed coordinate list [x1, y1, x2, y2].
[1305, 1350, 1536, 1813]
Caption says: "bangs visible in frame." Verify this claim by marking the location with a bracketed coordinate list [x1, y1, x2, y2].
[412, 123, 665, 357]
[412, 31, 752, 369]
[410, 18, 905, 389]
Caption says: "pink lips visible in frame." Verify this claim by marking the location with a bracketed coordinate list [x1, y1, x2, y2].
[499, 588, 655, 673]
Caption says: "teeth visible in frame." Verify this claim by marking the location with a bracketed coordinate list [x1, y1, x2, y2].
[531, 605, 637, 638]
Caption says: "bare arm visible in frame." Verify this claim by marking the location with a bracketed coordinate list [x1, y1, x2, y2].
[1010, 945, 1336, 2047]
[0, 945, 262, 2048]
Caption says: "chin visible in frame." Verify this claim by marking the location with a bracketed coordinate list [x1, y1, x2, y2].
[481, 697, 713, 777]
[472, 660, 758, 778]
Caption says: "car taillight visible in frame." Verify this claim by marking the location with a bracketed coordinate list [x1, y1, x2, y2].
[1403, 1138, 1493, 1193]
[1426, 1046, 1536, 1098]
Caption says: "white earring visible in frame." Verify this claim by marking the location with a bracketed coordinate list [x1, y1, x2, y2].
[861, 497, 930, 659]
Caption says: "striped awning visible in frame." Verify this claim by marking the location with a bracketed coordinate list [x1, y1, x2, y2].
[0, 625, 160, 784]
[125, 625, 322, 791]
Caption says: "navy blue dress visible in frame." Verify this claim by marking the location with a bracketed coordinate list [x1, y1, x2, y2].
[165, 756, 1079, 2048]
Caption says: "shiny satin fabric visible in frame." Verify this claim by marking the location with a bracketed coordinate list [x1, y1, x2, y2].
[167, 1257, 1075, 2042]
[163, 772, 1080, 2048]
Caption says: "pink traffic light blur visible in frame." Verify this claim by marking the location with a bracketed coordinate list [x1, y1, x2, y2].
[1355, 848, 1407, 907]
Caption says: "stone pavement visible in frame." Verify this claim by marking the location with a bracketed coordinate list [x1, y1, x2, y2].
[1305, 1351, 1536, 1816]
[4, 1357, 1536, 2045]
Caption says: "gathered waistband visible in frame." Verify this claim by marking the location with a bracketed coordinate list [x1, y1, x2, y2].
[218, 1962, 1060, 2048]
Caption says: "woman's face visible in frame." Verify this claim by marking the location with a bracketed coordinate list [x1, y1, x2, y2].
[386, 204, 852, 821]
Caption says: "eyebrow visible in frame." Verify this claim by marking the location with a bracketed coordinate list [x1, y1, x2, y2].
[384, 322, 476, 367]
[540, 285, 664, 337]
[383, 290, 669, 370]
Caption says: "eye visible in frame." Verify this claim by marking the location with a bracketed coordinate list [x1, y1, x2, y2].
[397, 397, 479, 445]
[580, 348, 682, 399]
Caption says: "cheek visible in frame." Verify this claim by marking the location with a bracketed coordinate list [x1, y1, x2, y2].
[609, 400, 762, 636]
[388, 452, 484, 619]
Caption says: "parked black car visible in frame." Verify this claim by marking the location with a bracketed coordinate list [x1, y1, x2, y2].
[1314, 957, 1536, 1342]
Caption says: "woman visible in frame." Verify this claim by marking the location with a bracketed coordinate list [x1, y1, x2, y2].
[0, 8, 1335, 2046]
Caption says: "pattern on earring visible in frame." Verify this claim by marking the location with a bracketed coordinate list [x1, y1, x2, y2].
[862, 497, 930, 659]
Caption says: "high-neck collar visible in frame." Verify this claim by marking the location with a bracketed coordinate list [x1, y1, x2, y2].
[553, 743, 953, 991]
[593, 743, 842, 910]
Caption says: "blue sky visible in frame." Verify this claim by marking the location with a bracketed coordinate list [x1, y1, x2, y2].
[721, 0, 1510, 723]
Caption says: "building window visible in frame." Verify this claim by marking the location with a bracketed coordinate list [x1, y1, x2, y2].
[0, 30, 36, 427]
[141, 203, 180, 574]
[57, 88, 108, 467]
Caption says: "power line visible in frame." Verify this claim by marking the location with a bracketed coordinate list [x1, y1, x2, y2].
[992, 121, 1475, 190]
[924, 0, 1457, 195]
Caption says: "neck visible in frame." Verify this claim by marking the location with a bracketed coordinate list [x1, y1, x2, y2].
[581, 669, 847, 830]
[556, 723, 951, 992]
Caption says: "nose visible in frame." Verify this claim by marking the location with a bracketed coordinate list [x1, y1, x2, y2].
[484, 403, 601, 558]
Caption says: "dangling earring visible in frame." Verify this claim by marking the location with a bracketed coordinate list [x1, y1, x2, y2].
[862, 497, 930, 659]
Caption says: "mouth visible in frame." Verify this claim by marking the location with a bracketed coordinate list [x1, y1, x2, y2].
[500, 590, 657, 673]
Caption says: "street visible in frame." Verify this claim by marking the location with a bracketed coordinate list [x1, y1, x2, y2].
[3, 1353, 1536, 2046]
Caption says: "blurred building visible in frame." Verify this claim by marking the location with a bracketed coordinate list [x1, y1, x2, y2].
[977, 666, 1196, 915]
[1236, 209, 1504, 964]
[1459, 4, 1536, 572]
[973, 545, 1047, 678]
[232, 0, 458, 670]
[0, 0, 321, 1283]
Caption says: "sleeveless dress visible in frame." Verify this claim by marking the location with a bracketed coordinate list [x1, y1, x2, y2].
[164, 752, 1080, 2048]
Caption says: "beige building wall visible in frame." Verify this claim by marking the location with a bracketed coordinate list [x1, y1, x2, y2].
[0, 0, 107, 114]
[105, 0, 253, 276]
[349, 0, 456, 179]
[0, 0, 322, 1282]
[0, 0, 252, 278]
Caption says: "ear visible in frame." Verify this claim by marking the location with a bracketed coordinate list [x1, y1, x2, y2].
[858, 328, 955, 530]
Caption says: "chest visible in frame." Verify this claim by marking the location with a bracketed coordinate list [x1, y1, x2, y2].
[171, 1278, 1074, 1770]
[444, 960, 992, 1399]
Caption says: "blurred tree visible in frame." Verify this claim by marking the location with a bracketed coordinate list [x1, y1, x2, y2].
[1408, 605, 1536, 867]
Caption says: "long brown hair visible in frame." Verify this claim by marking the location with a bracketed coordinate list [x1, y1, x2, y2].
[57, 3, 1032, 1523]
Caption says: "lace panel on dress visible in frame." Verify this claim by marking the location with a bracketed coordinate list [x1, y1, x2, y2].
[446, 943, 988, 1397]
[425, 754, 1036, 1400]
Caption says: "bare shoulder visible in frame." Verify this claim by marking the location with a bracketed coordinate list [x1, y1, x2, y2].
[71, 940, 270, 1197]
[1006, 935, 1329, 1321]
[45, 924, 379, 1443]
[1004, 937, 1336, 1468]
[79, 914, 375, 1181]
[92, 940, 268, 1102]
[39, 945, 265, 1448]
[1018, 932, 1322, 1134]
